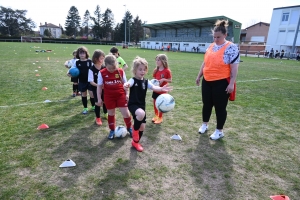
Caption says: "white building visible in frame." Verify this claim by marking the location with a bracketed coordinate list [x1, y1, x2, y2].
[266, 5, 300, 57]
[39, 22, 62, 38]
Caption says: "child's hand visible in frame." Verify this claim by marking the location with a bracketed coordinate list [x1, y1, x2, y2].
[123, 83, 130, 90]
[162, 84, 173, 92]
[95, 99, 103, 107]
[67, 72, 72, 77]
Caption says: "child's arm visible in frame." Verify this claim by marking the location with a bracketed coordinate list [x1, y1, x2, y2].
[88, 69, 97, 87]
[149, 81, 173, 93]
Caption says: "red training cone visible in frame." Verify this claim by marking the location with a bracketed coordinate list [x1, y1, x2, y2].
[270, 195, 290, 200]
[42, 87, 48, 90]
[37, 124, 49, 130]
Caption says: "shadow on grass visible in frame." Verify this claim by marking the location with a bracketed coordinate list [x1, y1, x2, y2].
[191, 133, 235, 199]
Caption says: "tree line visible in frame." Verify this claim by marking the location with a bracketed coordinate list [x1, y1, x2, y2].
[0, 5, 146, 43]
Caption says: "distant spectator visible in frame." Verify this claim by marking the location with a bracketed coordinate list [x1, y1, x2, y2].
[192, 46, 196, 52]
[280, 50, 284, 59]
[196, 46, 199, 53]
[296, 50, 300, 61]
[161, 45, 164, 51]
[269, 48, 274, 58]
[167, 44, 170, 51]
[275, 50, 279, 58]
[264, 50, 269, 58]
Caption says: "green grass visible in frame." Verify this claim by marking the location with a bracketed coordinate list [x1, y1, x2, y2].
[0, 42, 299, 199]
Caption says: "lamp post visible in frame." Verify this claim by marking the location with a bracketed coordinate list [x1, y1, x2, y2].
[123, 5, 126, 46]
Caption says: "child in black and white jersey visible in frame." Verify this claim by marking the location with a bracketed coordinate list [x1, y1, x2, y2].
[124, 56, 172, 152]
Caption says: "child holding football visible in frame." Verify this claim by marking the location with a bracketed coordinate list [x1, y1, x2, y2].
[65, 50, 80, 97]
[152, 54, 172, 124]
[124, 56, 172, 152]
[96, 54, 132, 139]
[88, 49, 108, 125]
[68, 46, 95, 114]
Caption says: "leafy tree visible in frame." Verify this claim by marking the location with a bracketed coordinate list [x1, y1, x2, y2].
[90, 5, 102, 39]
[65, 6, 81, 37]
[131, 16, 143, 44]
[82, 10, 90, 37]
[0, 6, 36, 36]
[43, 28, 52, 38]
[101, 8, 114, 41]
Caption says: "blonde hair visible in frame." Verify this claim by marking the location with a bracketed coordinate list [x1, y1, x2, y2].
[212, 19, 229, 35]
[131, 56, 148, 75]
[153, 54, 169, 76]
[104, 53, 118, 67]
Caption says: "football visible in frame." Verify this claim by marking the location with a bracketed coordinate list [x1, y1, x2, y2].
[155, 94, 175, 113]
[69, 67, 80, 77]
[114, 125, 128, 138]
[150, 79, 160, 86]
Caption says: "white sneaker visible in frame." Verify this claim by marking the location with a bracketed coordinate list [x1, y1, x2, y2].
[210, 129, 224, 140]
[198, 123, 208, 134]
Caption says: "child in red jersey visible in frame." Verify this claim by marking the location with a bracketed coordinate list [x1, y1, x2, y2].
[124, 57, 172, 152]
[152, 54, 172, 124]
[96, 54, 132, 139]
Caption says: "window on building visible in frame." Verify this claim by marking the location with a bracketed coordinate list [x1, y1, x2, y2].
[282, 13, 289, 22]
[279, 30, 286, 32]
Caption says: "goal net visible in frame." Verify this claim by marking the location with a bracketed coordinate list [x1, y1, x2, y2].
[21, 36, 42, 43]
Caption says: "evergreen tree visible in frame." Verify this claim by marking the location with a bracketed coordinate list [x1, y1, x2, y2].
[101, 8, 114, 41]
[82, 10, 90, 37]
[65, 6, 81, 37]
[0, 6, 35, 36]
[90, 5, 102, 39]
[132, 16, 143, 44]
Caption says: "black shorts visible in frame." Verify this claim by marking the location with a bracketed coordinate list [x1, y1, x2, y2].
[152, 92, 160, 99]
[78, 82, 92, 92]
[128, 104, 146, 123]
[71, 77, 79, 83]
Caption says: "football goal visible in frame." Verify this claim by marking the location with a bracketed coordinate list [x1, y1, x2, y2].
[21, 36, 42, 43]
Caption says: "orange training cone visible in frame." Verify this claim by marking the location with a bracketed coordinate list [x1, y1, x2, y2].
[37, 124, 49, 130]
[270, 195, 290, 200]
[36, 74, 40, 76]
[42, 87, 48, 90]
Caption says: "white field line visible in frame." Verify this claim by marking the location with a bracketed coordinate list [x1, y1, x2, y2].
[0, 78, 296, 108]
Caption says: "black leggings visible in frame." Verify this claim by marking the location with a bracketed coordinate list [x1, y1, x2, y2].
[201, 78, 229, 129]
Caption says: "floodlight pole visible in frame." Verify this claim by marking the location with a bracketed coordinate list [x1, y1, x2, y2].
[123, 5, 126, 46]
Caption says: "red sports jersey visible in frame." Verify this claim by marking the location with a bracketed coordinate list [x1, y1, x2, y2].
[100, 68, 125, 96]
[153, 68, 172, 94]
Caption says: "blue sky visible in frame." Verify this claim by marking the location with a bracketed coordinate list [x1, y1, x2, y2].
[1, 0, 299, 30]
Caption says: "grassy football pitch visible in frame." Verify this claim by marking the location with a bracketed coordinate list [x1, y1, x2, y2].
[0, 42, 299, 199]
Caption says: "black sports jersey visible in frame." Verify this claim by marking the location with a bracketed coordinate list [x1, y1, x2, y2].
[89, 64, 105, 90]
[76, 59, 92, 82]
[128, 78, 148, 108]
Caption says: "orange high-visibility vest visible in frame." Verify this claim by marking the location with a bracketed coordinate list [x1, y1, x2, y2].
[203, 42, 231, 81]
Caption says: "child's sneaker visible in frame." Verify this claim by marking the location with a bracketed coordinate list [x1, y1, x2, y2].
[72, 93, 76, 97]
[210, 129, 224, 140]
[154, 117, 163, 124]
[82, 108, 88, 114]
[152, 115, 158, 122]
[91, 106, 95, 111]
[95, 117, 102, 126]
[198, 123, 208, 134]
[108, 130, 114, 140]
[132, 141, 143, 152]
[127, 127, 133, 138]
[104, 113, 108, 120]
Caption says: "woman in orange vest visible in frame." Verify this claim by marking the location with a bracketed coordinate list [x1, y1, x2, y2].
[195, 19, 239, 140]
